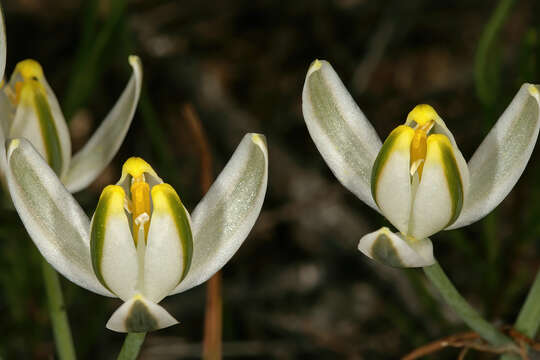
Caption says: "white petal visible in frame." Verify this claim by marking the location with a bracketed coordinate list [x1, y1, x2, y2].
[371, 125, 414, 234]
[106, 295, 178, 333]
[448, 84, 540, 229]
[5, 138, 112, 296]
[90, 186, 138, 301]
[63, 56, 143, 193]
[302, 60, 382, 210]
[143, 184, 193, 303]
[0, 3, 6, 81]
[7, 60, 71, 176]
[171, 133, 268, 294]
[358, 227, 435, 268]
[40, 74, 72, 177]
[410, 135, 464, 239]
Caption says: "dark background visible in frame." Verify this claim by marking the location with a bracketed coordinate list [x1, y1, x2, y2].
[0, 0, 539, 359]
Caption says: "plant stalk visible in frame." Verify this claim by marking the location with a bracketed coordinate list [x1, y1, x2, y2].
[41, 258, 77, 360]
[117, 332, 146, 360]
[423, 262, 515, 347]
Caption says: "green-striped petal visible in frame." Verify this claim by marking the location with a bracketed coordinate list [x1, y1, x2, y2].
[302, 60, 382, 211]
[90, 185, 138, 301]
[358, 227, 435, 268]
[448, 84, 540, 229]
[7, 60, 71, 176]
[371, 125, 414, 234]
[63, 56, 143, 193]
[5, 138, 112, 296]
[106, 295, 178, 333]
[171, 133, 268, 294]
[143, 183, 193, 303]
[409, 134, 464, 239]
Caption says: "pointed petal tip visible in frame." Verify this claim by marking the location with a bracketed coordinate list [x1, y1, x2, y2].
[307, 59, 326, 77]
[528, 84, 539, 99]
[250, 133, 267, 150]
[128, 55, 142, 69]
[7, 138, 21, 159]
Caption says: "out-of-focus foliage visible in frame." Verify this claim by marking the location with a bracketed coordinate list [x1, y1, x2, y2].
[0, 0, 539, 359]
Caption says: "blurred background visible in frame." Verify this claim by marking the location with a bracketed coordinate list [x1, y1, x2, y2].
[0, 0, 539, 358]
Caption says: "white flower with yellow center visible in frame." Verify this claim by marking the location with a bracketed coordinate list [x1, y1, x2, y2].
[0, 9, 142, 191]
[5, 134, 268, 332]
[302, 59, 540, 267]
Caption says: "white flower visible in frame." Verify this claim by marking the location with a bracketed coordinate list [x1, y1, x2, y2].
[0, 9, 142, 192]
[302, 59, 540, 268]
[5, 134, 268, 332]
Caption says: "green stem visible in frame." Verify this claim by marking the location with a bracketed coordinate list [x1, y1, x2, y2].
[423, 262, 514, 347]
[500, 267, 540, 359]
[117, 332, 146, 360]
[41, 258, 77, 360]
[514, 267, 540, 337]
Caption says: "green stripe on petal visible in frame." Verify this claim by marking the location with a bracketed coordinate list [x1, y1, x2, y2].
[143, 182, 193, 303]
[370, 125, 414, 205]
[370, 125, 415, 234]
[150, 183, 193, 283]
[32, 87, 63, 175]
[429, 134, 464, 226]
[409, 134, 464, 239]
[13, 81, 64, 175]
[90, 185, 138, 300]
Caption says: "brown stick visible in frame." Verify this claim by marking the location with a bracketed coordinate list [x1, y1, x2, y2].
[182, 104, 222, 360]
[402, 327, 539, 360]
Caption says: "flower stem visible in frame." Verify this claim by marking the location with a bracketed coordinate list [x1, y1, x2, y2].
[41, 258, 77, 360]
[514, 267, 540, 338]
[500, 267, 540, 360]
[117, 332, 146, 360]
[423, 262, 514, 347]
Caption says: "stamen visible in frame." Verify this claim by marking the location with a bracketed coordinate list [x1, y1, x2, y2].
[130, 175, 151, 245]
[410, 129, 427, 179]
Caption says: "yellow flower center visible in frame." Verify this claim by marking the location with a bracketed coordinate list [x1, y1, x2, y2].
[407, 105, 438, 180]
[131, 175, 151, 245]
[122, 157, 157, 245]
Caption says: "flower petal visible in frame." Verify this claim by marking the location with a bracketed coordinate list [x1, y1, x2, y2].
[409, 134, 464, 239]
[448, 84, 540, 229]
[371, 125, 414, 234]
[7, 60, 70, 176]
[62, 56, 143, 193]
[106, 295, 178, 333]
[302, 60, 382, 210]
[143, 184, 193, 302]
[5, 138, 112, 296]
[358, 227, 435, 268]
[90, 185, 138, 301]
[171, 133, 268, 294]
[0, 3, 6, 81]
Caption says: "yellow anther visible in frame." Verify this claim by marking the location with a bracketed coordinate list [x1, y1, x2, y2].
[410, 129, 427, 179]
[130, 175, 151, 245]
[406, 104, 440, 126]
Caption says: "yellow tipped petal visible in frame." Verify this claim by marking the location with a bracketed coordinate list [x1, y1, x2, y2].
[370, 125, 415, 234]
[409, 133, 464, 239]
[15, 59, 44, 81]
[406, 104, 440, 126]
[90, 185, 138, 300]
[122, 157, 158, 179]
